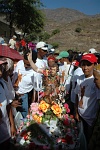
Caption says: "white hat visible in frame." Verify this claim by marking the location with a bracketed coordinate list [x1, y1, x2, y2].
[13, 35, 17, 39]
[36, 41, 48, 51]
[89, 48, 97, 54]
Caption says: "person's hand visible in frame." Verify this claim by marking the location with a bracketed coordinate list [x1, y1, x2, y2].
[43, 69, 50, 76]
[27, 51, 32, 62]
[60, 85, 65, 91]
[10, 124, 17, 137]
[11, 100, 22, 108]
[75, 112, 80, 122]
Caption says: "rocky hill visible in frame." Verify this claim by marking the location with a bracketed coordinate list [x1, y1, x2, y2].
[42, 8, 100, 52]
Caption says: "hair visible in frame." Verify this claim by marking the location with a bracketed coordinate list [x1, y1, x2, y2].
[94, 64, 100, 75]
[50, 63, 58, 68]
[24, 49, 37, 61]
[6, 58, 14, 71]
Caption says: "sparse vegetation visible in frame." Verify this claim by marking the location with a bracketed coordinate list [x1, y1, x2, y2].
[75, 27, 82, 33]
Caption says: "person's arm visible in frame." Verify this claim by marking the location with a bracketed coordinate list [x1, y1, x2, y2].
[27, 52, 43, 73]
[75, 94, 80, 121]
[7, 104, 16, 137]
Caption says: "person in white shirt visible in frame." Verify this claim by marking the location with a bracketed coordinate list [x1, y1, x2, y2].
[8, 35, 17, 49]
[74, 53, 99, 146]
[56, 51, 74, 95]
[35, 41, 48, 70]
[70, 61, 84, 114]
[12, 50, 38, 118]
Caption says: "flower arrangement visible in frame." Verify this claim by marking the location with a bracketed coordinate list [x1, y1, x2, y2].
[15, 99, 80, 150]
[30, 100, 67, 124]
[14, 68, 80, 150]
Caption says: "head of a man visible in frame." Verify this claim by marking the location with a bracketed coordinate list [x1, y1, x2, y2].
[23, 49, 37, 68]
[56, 51, 69, 64]
[80, 53, 97, 78]
[12, 35, 17, 41]
[93, 64, 100, 89]
[36, 42, 48, 59]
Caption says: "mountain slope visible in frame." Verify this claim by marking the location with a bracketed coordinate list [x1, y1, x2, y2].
[42, 8, 100, 52]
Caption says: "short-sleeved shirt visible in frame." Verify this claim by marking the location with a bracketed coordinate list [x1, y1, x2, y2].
[71, 67, 84, 103]
[59, 63, 74, 92]
[12, 60, 38, 94]
[74, 74, 99, 126]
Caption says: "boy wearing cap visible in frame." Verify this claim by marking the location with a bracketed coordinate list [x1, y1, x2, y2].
[56, 51, 74, 93]
[74, 53, 99, 145]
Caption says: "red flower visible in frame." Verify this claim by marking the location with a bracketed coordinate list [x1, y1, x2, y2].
[63, 119, 70, 126]
[64, 103, 70, 113]
[70, 115, 74, 119]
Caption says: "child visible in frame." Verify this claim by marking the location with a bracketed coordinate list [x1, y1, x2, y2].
[74, 53, 99, 146]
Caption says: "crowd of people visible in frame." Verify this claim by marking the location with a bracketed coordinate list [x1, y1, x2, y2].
[0, 36, 100, 150]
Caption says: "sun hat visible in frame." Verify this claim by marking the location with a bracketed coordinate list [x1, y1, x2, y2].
[56, 51, 69, 59]
[89, 48, 97, 54]
[81, 53, 97, 63]
[36, 41, 48, 51]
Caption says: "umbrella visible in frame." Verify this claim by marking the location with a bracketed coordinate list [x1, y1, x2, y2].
[0, 45, 23, 60]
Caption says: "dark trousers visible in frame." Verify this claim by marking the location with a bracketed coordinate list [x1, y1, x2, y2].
[81, 117, 94, 145]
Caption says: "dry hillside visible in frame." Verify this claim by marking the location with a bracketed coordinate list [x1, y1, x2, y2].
[42, 8, 100, 52]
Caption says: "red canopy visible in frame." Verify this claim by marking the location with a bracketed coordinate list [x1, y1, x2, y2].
[0, 45, 23, 60]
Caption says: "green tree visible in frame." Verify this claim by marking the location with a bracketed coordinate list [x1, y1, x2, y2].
[0, 0, 44, 37]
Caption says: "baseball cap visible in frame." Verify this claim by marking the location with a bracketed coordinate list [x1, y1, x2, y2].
[56, 51, 69, 59]
[72, 61, 79, 67]
[89, 48, 97, 54]
[81, 53, 97, 63]
[36, 41, 48, 51]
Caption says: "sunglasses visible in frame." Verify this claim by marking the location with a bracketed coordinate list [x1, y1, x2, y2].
[44, 44, 48, 48]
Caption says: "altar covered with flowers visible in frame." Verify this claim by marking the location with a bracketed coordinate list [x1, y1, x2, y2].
[14, 68, 80, 150]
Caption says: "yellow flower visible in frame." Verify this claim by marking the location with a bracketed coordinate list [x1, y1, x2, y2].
[33, 114, 42, 123]
[39, 100, 50, 113]
[51, 103, 62, 117]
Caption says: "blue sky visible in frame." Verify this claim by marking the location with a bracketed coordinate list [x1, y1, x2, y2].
[41, 0, 100, 15]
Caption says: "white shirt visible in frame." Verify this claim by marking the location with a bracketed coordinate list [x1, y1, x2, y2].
[74, 75, 99, 126]
[12, 60, 36, 94]
[9, 38, 16, 49]
[71, 67, 84, 103]
[59, 63, 74, 92]
[35, 58, 48, 91]
[0, 82, 11, 143]
[35, 58, 48, 69]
